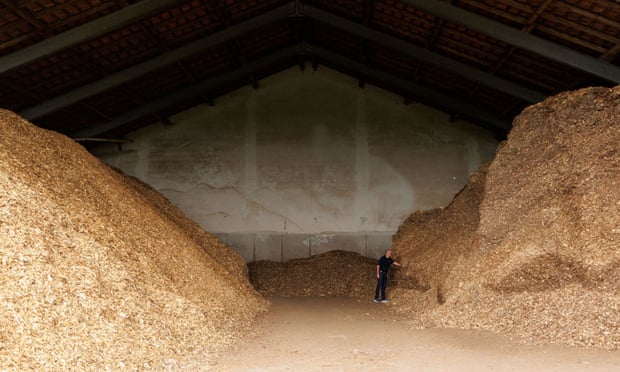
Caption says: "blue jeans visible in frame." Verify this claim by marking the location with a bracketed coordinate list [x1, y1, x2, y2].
[375, 271, 387, 300]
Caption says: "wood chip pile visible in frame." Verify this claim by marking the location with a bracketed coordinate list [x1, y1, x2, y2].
[392, 86, 620, 350]
[115, 170, 251, 282]
[392, 164, 488, 302]
[0, 110, 267, 370]
[249, 250, 378, 300]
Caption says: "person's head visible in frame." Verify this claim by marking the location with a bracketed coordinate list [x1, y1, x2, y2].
[385, 249, 392, 258]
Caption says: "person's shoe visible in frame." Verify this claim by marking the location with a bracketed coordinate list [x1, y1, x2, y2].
[373, 299, 380, 304]
[381, 299, 389, 303]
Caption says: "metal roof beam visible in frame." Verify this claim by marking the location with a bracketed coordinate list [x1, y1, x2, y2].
[302, 5, 546, 103]
[0, 0, 183, 74]
[400, 0, 620, 83]
[19, 2, 295, 120]
[309, 45, 512, 131]
[70, 46, 299, 138]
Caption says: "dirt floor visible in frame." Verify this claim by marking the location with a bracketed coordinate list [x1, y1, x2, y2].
[212, 297, 620, 372]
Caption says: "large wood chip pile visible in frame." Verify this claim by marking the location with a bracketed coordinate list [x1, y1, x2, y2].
[115, 170, 251, 282]
[392, 86, 620, 350]
[249, 250, 377, 300]
[0, 110, 267, 370]
[392, 164, 487, 302]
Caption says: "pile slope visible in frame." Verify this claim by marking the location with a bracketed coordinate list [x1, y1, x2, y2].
[116, 170, 251, 281]
[392, 86, 620, 349]
[392, 164, 487, 303]
[0, 110, 267, 370]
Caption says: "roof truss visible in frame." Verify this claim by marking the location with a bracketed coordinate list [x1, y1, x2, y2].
[402, 0, 620, 83]
[1, 0, 618, 138]
[0, 0, 183, 74]
[70, 42, 511, 139]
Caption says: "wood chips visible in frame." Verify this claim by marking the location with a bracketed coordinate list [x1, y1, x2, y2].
[1, 83, 617, 370]
[249, 250, 378, 300]
[392, 86, 620, 350]
[0, 110, 267, 370]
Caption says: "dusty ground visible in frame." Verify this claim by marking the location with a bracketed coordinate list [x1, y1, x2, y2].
[212, 297, 620, 371]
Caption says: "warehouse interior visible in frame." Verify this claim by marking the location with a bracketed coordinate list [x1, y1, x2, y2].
[2, 0, 619, 258]
[1, 0, 619, 370]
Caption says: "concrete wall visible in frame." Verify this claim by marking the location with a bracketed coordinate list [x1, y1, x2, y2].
[94, 67, 498, 261]
[216, 232, 392, 263]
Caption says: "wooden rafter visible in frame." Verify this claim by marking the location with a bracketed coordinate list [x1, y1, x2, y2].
[0, 0, 54, 37]
[541, 13, 620, 45]
[401, 0, 620, 82]
[0, 0, 182, 74]
[18, 3, 295, 120]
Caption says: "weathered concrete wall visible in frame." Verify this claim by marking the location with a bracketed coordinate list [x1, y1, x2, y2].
[94, 67, 498, 261]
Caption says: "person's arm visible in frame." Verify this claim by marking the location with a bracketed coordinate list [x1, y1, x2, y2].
[376, 264, 380, 279]
[393, 261, 402, 268]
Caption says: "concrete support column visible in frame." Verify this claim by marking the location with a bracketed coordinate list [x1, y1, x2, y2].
[355, 91, 370, 230]
[135, 135, 150, 181]
[245, 92, 258, 193]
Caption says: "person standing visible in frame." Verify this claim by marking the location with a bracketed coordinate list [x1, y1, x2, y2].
[374, 249, 402, 303]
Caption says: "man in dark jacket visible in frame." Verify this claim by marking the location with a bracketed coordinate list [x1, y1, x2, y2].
[374, 249, 402, 303]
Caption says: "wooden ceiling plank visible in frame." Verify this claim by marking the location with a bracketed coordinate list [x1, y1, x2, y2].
[133, 17, 201, 86]
[440, 25, 506, 50]
[309, 45, 512, 130]
[371, 15, 432, 42]
[70, 45, 300, 139]
[425, 18, 445, 48]
[458, 0, 527, 24]
[22, 0, 102, 18]
[0, 34, 31, 52]
[499, 67, 560, 91]
[0, 0, 184, 74]
[433, 43, 490, 65]
[535, 24, 607, 53]
[18, 2, 295, 120]
[0, 0, 54, 37]
[551, 2, 620, 30]
[374, 2, 436, 27]
[400, 0, 620, 83]
[27, 0, 108, 19]
[424, 0, 454, 50]
[43, 3, 119, 32]
[484, 0, 552, 77]
[505, 53, 569, 82]
[522, 0, 554, 32]
[303, 5, 546, 102]
[489, 0, 534, 13]
[540, 12, 620, 45]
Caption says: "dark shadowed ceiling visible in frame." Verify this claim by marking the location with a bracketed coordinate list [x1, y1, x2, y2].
[1, 0, 619, 142]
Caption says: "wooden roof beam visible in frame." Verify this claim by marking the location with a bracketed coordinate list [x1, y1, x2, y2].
[302, 5, 546, 103]
[309, 45, 512, 131]
[70, 46, 300, 139]
[400, 0, 620, 83]
[0, 0, 184, 74]
[19, 2, 295, 120]
[469, 0, 553, 100]
[0, 0, 54, 38]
